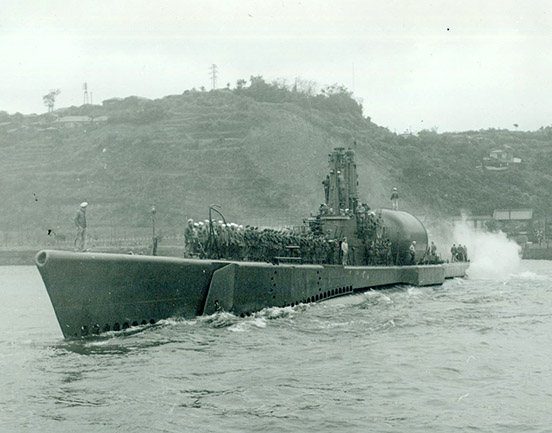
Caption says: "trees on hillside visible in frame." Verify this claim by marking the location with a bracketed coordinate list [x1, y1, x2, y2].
[232, 76, 363, 116]
[43, 89, 61, 112]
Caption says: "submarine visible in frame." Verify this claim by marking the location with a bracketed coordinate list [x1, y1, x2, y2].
[36, 147, 468, 338]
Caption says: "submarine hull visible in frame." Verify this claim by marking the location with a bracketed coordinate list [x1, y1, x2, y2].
[36, 250, 468, 338]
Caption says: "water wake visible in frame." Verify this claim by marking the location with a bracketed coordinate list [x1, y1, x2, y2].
[453, 220, 521, 280]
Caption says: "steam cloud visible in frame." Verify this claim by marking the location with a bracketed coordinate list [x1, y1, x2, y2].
[452, 221, 521, 280]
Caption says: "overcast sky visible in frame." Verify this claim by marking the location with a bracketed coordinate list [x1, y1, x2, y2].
[1, 0, 551, 132]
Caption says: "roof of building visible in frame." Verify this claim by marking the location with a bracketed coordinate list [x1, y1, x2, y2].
[493, 208, 533, 221]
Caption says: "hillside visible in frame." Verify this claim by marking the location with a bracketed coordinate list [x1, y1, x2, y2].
[1, 77, 552, 242]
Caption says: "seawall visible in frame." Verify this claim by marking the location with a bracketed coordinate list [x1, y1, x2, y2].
[523, 246, 552, 260]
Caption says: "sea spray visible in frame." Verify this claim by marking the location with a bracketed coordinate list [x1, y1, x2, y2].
[452, 221, 521, 280]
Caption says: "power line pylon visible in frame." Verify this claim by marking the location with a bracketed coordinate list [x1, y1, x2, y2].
[83, 82, 90, 105]
[209, 64, 218, 90]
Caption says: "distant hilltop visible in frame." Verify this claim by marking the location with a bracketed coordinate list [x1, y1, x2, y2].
[0, 76, 551, 237]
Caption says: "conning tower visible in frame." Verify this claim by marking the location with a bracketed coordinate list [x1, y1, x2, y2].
[324, 147, 359, 213]
[315, 147, 428, 265]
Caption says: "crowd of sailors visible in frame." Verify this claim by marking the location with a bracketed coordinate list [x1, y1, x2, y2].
[183, 217, 447, 266]
[450, 243, 469, 262]
[184, 219, 353, 264]
[73, 199, 465, 265]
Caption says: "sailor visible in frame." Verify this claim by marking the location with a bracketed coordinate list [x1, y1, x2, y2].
[375, 211, 384, 238]
[74, 202, 88, 252]
[322, 175, 330, 204]
[451, 244, 457, 262]
[218, 223, 228, 258]
[409, 240, 416, 264]
[198, 222, 209, 258]
[184, 219, 195, 257]
[341, 237, 349, 266]
[366, 211, 377, 239]
[390, 187, 399, 210]
[428, 241, 437, 263]
[229, 223, 239, 259]
[457, 244, 465, 262]
[384, 239, 393, 265]
[328, 239, 338, 264]
[237, 225, 245, 260]
[193, 222, 202, 256]
[337, 171, 345, 209]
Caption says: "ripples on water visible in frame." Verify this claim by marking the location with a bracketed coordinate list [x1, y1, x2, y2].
[2, 262, 552, 432]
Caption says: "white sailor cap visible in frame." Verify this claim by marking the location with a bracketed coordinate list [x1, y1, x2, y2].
[80, 202, 88, 208]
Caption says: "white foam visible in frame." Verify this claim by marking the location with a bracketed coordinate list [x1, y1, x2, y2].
[407, 287, 423, 296]
[452, 219, 521, 280]
[511, 271, 550, 281]
[251, 317, 267, 328]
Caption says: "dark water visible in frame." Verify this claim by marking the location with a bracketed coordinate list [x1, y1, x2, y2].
[2, 261, 552, 433]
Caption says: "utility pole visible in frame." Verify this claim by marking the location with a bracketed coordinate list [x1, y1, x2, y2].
[209, 64, 218, 90]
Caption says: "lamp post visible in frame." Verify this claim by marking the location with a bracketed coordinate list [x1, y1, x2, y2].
[151, 206, 157, 256]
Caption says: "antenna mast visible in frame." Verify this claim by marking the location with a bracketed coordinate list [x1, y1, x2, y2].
[83, 82, 90, 105]
[209, 64, 218, 90]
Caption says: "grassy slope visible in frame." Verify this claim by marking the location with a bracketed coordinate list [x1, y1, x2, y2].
[1, 87, 552, 241]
